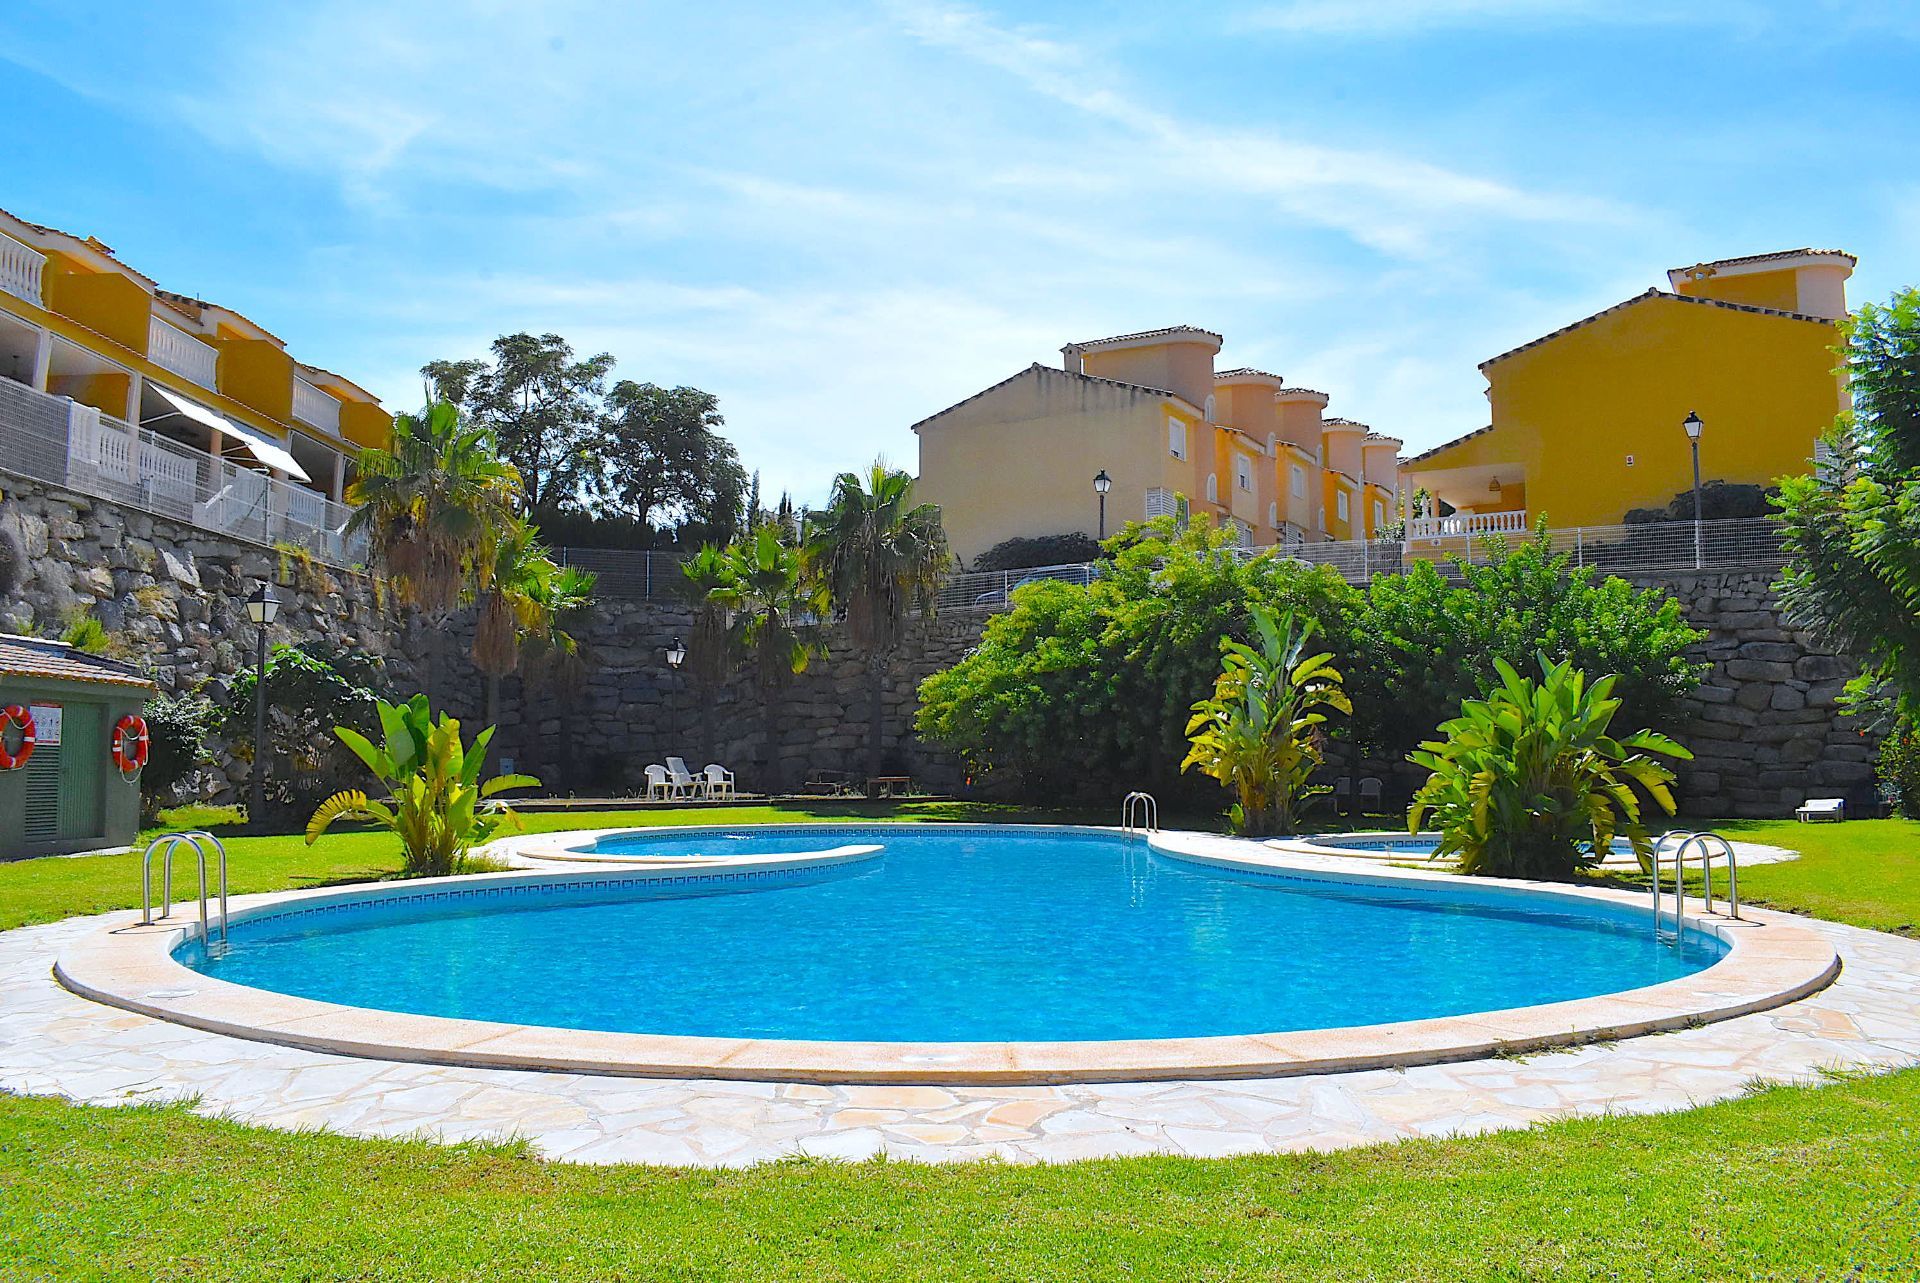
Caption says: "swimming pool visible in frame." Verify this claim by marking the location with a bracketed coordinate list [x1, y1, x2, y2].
[181, 825, 1726, 1044]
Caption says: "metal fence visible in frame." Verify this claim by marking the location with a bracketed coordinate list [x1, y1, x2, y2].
[0, 376, 365, 566]
[562, 515, 1788, 608]
[552, 547, 690, 600]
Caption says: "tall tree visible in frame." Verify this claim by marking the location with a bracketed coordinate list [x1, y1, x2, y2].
[807, 462, 949, 785]
[347, 400, 522, 705]
[1778, 288, 1920, 717]
[471, 518, 552, 737]
[675, 544, 740, 769]
[710, 526, 827, 791]
[423, 334, 613, 514]
[594, 382, 749, 543]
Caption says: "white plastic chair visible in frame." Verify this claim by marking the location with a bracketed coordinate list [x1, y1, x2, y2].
[666, 757, 704, 799]
[644, 764, 674, 801]
[1357, 777, 1384, 813]
[703, 763, 736, 800]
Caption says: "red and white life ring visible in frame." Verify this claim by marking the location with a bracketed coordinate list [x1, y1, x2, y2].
[0, 705, 35, 771]
[111, 713, 150, 774]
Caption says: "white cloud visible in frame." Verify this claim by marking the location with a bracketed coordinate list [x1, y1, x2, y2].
[1235, 0, 1758, 36]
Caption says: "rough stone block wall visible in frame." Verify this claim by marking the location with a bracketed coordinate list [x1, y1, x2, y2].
[0, 476, 1882, 817]
[0, 474, 415, 800]
[1645, 570, 1875, 818]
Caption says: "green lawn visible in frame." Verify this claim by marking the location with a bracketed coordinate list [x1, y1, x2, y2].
[3, 811, 1919, 1279]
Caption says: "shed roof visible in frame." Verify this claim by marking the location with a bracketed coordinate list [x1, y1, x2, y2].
[0, 635, 155, 691]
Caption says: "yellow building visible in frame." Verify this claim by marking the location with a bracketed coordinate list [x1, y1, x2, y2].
[1402, 249, 1854, 541]
[911, 325, 1402, 566]
[0, 206, 391, 560]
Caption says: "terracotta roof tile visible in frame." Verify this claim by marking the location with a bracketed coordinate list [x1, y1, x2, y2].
[0, 635, 154, 690]
[1405, 424, 1495, 465]
[1064, 325, 1223, 351]
[910, 363, 1188, 431]
[1477, 289, 1832, 371]
[1214, 367, 1285, 382]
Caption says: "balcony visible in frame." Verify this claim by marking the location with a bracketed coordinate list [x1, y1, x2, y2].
[0, 375, 363, 565]
[0, 233, 44, 306]
[292, 377, 342, 434]
[1407, 509, 1530, 541]
[147, 316, 219, 388]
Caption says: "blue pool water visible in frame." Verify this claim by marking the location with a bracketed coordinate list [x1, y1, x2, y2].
[187, 826, 1725, 1043]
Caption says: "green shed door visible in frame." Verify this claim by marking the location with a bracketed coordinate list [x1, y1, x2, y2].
[58, 704, 104, 842]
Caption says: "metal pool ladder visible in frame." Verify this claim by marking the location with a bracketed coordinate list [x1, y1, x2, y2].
[139, 831, 230, 955]
[1650, 829, 1739, 943]
[1121, 791, 1159, 836]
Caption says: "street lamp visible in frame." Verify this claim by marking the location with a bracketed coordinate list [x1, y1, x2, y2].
[1682, 411, 1704, 569]
[665, 637, 687, 669]
[1093, 469, 1112, 540]
[245, 582, 279, 826]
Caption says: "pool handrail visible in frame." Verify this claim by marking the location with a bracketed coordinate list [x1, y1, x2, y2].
[139, 830, 230, 953]
[1121, 791, 1159, 835]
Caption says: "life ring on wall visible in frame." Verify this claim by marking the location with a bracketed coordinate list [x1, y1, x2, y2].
[111, 714, 149, 775]
[0, 705, 35, 771]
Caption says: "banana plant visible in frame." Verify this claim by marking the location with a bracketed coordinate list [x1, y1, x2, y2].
[306, 694, 540, 877]
[1182, 606, 1351, 835]
[1408, 655, 1691, 880]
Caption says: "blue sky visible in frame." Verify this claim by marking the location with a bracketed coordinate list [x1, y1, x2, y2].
[3, 0, 1915, 504]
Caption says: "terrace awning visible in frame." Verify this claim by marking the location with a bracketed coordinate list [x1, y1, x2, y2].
[148, 384, 310, 481]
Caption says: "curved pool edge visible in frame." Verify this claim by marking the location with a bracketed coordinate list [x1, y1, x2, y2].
[52, 826, 1842, 1085]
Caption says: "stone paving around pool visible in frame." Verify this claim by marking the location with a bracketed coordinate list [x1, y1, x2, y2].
[4, 907, 1918, 1166]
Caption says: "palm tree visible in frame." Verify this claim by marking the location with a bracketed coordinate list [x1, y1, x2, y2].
[347, 400, 522, 705]
[676, 544, 739, 770]
[1182, 607, 1351, 836]
[471, 518, 553, 737]
[711, 526, 826, 792]
[807, 462, 949, 788]
[519, 561, 597, 788]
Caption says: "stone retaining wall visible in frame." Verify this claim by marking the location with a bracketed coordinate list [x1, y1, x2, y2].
[0, 475, 1880, 817]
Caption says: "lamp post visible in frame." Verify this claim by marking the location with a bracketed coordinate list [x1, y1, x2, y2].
[665, 637, 686, 670]
[245, 582, 279, 825]
[1682, 411, 1704, 569]
[1093, 469, 1112, 540]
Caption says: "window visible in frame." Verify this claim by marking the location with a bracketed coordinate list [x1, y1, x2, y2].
[1205, 472, 1218, 503]
[1266, 432, 1277, 456]
[1203, 395, 1216, 423]
[1231, 518, 1253, 548]
[1336, 489, 1350, 522]
[1268, 501, 1279, 528]
[1168, 418, 1186, 460]
[1234, 454, 1253, 492]
[1373, 499, 1385, 531]
[1318, 505, 1327, 532]
[1145, 487, 1177, 519]
[1290, 465, 1306, 499]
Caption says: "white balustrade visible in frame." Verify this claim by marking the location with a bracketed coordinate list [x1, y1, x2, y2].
[0, 233, 44, 305]
[147, 316, 219, 388]
[292, 377, 342, 433]
[1406, 510, 1530, 540]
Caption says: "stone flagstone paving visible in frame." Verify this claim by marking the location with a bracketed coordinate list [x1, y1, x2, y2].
[3, 911, 1918, 1166]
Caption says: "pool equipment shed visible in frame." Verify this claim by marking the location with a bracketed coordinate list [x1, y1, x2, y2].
[0, 634, 154, 859]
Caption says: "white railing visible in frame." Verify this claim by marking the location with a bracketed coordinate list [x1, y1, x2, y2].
[0, 233, 44, 305]
[147, 316, 219, 388]
[0, 375, 362, 566]
[1407, 509, 1529, 540]
[292, 377, 342, 433]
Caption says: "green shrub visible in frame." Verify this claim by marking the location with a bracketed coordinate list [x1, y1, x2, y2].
[307, 694, 539, 877]
[1349, 531, 1705, 758]
[1409, 656, 1691, 880]
[917, 516, 1360, 801]
[971, 532, 1102, 572]
[1876, 716, 1920, 817]
[1181, 608, 1349, 835]
[140, 690, 216, 818]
